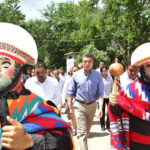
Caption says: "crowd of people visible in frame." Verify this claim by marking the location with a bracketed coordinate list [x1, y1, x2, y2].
[22, 54, 141, 150]
[4, 53, 144, 150]
[23, 64, 83, 113]
[0, 22, 150, 150]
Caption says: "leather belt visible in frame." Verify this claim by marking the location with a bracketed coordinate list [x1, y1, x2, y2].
[76, 99, 95, 105]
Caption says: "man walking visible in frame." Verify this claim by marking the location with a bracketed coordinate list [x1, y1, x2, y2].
[53, 69, 64, 111]
[25, 62, 58, 103]
[67, 54, 104, 150]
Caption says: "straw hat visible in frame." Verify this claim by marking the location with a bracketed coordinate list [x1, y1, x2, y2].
[0, 23, 38, 65]
[131, 42, 150, 66]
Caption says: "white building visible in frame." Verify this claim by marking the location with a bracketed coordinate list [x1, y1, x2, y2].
[65, 52, 79, 73]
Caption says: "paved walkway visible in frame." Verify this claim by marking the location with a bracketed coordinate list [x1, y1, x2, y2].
[61, 108, 110, 150]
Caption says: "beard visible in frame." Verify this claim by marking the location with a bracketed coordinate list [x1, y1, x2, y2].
[139, 65, 150, 86]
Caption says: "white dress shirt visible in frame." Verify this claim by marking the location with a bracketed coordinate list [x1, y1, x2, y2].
[25, 76, 58, 103]
[120, 71, 139, 90]
[53, 78, 64, 105]
[59, 73, 67, 81]
[102, 76, 113, 98]
[62, 76, 72, 103]
[96, 67, 112, 78]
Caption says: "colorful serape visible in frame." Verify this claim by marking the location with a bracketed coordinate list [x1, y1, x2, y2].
[108, 81, 150, 150]
[0, 92, 74, 150]
[21, 100, 74, 149]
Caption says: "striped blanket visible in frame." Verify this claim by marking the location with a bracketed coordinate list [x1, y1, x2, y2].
[108, 81, 150, 150]
[0, 92, 74, 150]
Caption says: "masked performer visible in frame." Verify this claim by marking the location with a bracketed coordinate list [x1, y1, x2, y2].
[109, 42, 150, 150]
[0, 23, 74, 150]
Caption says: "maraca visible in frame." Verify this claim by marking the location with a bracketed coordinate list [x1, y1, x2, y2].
[109, 60, 124, 93]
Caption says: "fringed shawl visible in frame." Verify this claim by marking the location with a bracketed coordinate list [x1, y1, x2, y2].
[108, 81, 150, 150]
[0, 92, 74, 150]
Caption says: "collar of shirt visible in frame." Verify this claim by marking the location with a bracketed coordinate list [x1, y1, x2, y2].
[35, 75, 48, 85]
[68, 68, 104, 101]
[25, 75, 58, 102]
[82, 68, 93, 77]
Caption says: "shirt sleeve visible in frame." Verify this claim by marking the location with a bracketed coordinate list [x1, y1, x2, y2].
[97, 74, 104, 97]
[50, 79, 59, 102]
[62, 79, 69, 102]
[67, 75, 77, 97]
[24, 78, 30, 90]
[28, 128, 71, 150]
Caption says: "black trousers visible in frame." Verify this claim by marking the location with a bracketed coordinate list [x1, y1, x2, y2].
[100, 98, 110, 129]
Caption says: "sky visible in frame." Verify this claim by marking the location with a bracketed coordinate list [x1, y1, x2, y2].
[0, 0, 79, 20]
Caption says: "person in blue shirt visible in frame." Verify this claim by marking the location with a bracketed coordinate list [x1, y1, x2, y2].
[67, 53, 104, 150]
[22, 66, 32, 83]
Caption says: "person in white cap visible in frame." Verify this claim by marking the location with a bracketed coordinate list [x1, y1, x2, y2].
[109, 42, 150, 150]
[0, 23, 74, 150]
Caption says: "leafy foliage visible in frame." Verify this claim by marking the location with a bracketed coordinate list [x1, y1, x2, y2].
[101, 0, 150, 64]
[1, 0, 150, 69]
[75, 44, 109, 68]
[0, 0, 25, 24]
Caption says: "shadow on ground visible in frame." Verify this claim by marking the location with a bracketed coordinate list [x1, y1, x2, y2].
[92, 120, 100, 125]
[89, 132, 110, 138]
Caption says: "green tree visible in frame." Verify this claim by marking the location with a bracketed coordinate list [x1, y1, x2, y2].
[70, 0, 98, 48]
[0, 0, 25, 24]
[75, 44, 109, 68]
[41, 2, 80, 69]
[15, 0, 150, 69]
[22, 19, 56, 68]
[100, 0, 150, 64]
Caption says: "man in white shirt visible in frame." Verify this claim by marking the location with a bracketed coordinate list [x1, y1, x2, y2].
[62, 66, 79, 136]
[62, 68, 73, 118]
[25, 62, 58, 103]
[59, 68, 67, 81]
[120, 63, 140, 90]
[53, 70, 64, 111]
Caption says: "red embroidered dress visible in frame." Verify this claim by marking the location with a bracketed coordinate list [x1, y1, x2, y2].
[109, 80, 150, 150]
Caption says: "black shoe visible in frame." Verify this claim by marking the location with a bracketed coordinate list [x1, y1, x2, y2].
[107, 128, 110, 132]
[101, 126, 105, 131]
[106, 127, 110, 132]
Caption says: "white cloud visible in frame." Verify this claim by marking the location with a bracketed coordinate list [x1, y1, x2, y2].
[20, 0, 79, 20]
[19, 0, 51, 20]
[0, 0, 80, 20]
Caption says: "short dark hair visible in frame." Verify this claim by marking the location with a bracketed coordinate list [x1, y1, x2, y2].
[35, 62, 47, 70]
[82, 53, 94, 61]
[125, 61, 131, 69]
[53, 69, 59, 73]
[99, 60, 105, 64]
[27, 66, 32, 70]
[100, 66, 108, 73]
